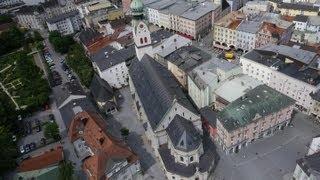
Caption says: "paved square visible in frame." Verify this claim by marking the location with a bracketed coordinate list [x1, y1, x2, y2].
[211, 112, 320, 180]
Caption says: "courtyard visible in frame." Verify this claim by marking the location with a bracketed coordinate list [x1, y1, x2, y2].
[211, 112, 320, 180]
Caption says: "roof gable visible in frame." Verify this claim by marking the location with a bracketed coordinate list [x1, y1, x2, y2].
[166, 115, 201, 152]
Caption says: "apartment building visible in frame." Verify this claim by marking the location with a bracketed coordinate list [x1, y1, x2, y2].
[188, 57, 242, 109]
[277, 3, 319, 16]
[145, 0, 219, 39]
[242, 1, 271, 14]
[213, 11, 293, 51]
[76, 0, 118, 27]
[216, 85, 295, 154]
[16, 5, 45, 30]
[240, 45, 320, 113]
[291, 15, 320, 45]
[91, 45, 135, 89]
[46, 10, 82, 35]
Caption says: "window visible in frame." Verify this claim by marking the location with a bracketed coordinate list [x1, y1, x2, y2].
[140, 38, 143, 44]
[172, 176, 175, 179]
[144, 37, 148, 43]
[190, 156, 193, 162]
[180, 140, 184, 146]
[180, 156, 184, 162]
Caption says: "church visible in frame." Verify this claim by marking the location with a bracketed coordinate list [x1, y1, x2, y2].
[128, 0, 216, 179]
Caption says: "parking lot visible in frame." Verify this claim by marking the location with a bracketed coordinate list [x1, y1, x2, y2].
[17, 110, 57, 155]
[211, 112, 320, 180]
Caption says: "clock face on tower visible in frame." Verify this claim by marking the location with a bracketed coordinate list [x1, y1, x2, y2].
[137, 22, 148, 33]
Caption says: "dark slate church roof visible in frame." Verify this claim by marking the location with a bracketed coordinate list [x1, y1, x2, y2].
[129, 55, 198, 131]
[90, 74, 114, 103]
[166, 115, 201, 152]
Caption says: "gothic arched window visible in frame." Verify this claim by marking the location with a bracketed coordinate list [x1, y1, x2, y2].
[144, 37, 148, 43]
[140, 38, 143, 44]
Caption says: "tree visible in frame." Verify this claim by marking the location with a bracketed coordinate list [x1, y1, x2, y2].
[44, 122, 60, 140]
[120, 128, 129, 140]
[0, 126, 18, 175]
[0, 15, 13, 24]
[58, 161, 74, 180]
[49, 31, 74, 54]
[33, 31, 43, 42]
[66, 44, 93, 87]
[0, 26, 25, 55]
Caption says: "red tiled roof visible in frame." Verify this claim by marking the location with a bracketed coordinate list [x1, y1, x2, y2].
[68, 111, 138, 180]
[18, 146, 64, 172]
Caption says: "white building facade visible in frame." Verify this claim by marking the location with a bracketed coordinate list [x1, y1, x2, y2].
[46, 10, 82, 35]
[240, 45, 320, 113]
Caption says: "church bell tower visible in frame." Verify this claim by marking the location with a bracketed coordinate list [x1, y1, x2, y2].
[130, 0, 153, 60]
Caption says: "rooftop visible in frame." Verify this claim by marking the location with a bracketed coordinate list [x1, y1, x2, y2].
[68, 111, 138, 180]
[79, 28, 102, 46]
[53, 81, 86, 108]
[200, 107, 217, 126]
[188, 57, 241, 89]
[180, 1, 216, 21]
[243, 45, 320, 86]
[308, 16, 320, 26]
[129, 55, 198, 131]
[16, 5, 44, 14]
[154, 34, 192, 58]
[218, 85, 295, 132]
[18, 146, 64, 172]
[158, 136, 216, 177]
[278, 2, 319, 12]
[165, 45, 211, 72]
[166, 115, 201, 152]
[237, 20, 261, 34]
[293, 15, 309, 22]
[47, 10, 79, 24]
[144, 0, 217, 20]
[90, 74, 114, 103]
[297, 151, 320, 177]
[150, 29, 173, 47]
[90, 45, 135, 71]
[215, 74, 263, 103]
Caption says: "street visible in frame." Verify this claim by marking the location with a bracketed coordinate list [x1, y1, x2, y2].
[211, 112, 320, 180]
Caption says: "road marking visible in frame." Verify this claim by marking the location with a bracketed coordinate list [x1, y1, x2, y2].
[235, 135, 299, 167]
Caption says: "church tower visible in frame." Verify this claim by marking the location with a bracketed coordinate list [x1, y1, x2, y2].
[130, 0, 153, 60]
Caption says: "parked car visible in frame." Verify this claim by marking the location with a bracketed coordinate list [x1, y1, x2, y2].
[24, 145, 30, 153]
[12, 135, 17, 142]
[36, 125, 41, 132]
[29, 142, 36, 150]
[25, 121, 32, 135]
[19, 145, 25, 154]
[49, 114, 55, 123]
[41, 138, 46, 145]
[35, 119, 40, 126]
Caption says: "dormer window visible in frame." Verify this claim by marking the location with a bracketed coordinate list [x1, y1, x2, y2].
[180, 140, 184, 146]
[99, 137, 105, 145]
